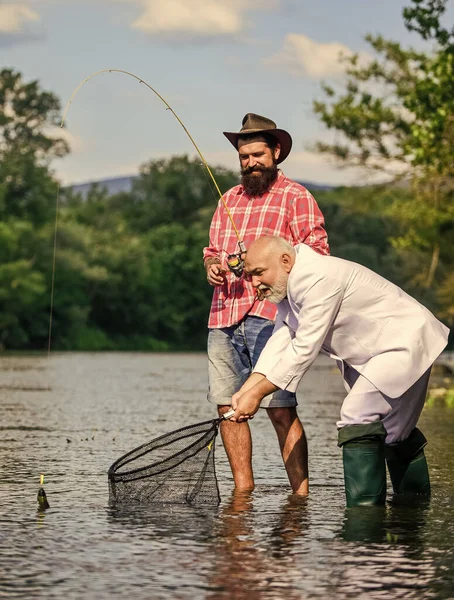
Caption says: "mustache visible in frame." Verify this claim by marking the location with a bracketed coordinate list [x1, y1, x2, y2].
[241, 164, 270, 175]
[256, 284, 269, 301]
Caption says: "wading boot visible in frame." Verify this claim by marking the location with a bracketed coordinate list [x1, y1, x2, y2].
[385, 428, 430, 496]
[338, 423, 387, 507]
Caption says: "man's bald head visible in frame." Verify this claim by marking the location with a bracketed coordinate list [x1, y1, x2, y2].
[246, 236, 295, 267]
[245, 236, 296, 304]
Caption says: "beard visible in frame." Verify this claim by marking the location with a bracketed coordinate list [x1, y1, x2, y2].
[257, 274, 288, 304]
[241, 163, 278, 197]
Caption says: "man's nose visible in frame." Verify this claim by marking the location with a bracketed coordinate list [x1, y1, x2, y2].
[251, 276, 260, 288]
[248, 156, 258, 168]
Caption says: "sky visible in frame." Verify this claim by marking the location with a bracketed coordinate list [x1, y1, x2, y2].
[1, 0, 452, 186]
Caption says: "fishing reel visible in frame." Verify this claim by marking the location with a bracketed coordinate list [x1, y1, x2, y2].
[227, 242, 246, 278]
[227, 253, 245, 277]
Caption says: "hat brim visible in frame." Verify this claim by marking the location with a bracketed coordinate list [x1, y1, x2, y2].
[223, 128, 292, 164]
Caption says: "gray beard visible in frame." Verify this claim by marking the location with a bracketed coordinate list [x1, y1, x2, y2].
[258, 279, 287, 304]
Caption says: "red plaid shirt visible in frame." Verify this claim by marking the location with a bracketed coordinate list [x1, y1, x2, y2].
[203, 171, 329, 328]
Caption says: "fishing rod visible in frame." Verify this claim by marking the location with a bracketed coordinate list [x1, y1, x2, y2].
[48, 69, 247, 352]
[60, 69, 246, 271]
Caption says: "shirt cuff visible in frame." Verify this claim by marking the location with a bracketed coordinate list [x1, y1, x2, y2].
[266, 370, 300, 393]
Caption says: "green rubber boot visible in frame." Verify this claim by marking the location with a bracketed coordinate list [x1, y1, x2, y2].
[385, 428, 430, 496]
[338, 423, 387, 507]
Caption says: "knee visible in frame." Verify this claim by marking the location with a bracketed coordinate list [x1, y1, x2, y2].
[218, 405, 232, 418]
[267, 406, 298, 428]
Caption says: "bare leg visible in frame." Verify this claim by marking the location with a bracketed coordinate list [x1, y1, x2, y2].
[267, 407, 309, 495]
[219, 405, 254, 491]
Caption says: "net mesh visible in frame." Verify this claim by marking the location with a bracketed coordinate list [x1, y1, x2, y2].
[108, 418, 222, 506]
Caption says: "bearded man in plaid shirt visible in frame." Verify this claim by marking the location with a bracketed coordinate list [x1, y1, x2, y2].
[203, 113, 329, 495]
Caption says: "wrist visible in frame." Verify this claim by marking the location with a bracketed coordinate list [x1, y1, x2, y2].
[204, 257, 221, 270]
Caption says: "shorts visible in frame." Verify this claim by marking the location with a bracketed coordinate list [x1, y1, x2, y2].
[207, 315, 297, 408]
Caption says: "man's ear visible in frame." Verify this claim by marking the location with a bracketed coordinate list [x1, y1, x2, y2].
[281, 252, 292, 273]
[274, 143, 281, 161]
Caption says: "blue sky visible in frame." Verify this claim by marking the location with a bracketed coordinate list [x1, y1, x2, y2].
[1, 0, 452, 186]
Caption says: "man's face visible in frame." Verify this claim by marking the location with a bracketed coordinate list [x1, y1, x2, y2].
[245, 251, 289, 304]
[238, 139, 278, 171]
[238, 138, 280, 197]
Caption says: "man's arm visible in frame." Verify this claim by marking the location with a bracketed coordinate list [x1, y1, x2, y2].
[266, 271, 343, 392]
[203, 202, 226, 286]
[290, 190, 329, 256]
[230, 311, 294, 421]
[231, 269, 344, 421]
[253, 310, 295, 377]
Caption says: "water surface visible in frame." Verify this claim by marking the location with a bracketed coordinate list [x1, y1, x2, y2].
[0, 353, 453, 599]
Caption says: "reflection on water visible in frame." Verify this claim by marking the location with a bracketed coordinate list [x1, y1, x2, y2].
[206, 491, 311, 600]
[0, 353, 453, 599]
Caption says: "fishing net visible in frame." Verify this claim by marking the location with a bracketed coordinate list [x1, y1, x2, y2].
[108, 417, 226, 506]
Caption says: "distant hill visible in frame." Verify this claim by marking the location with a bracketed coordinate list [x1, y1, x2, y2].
[66, 176, 137, 198]
[66, 175, 335, 199]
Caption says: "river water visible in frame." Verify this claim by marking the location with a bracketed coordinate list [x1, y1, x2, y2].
[0, 352, 453, 599]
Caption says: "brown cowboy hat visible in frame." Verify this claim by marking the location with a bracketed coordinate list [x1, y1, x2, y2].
[223, 113, 292, 164]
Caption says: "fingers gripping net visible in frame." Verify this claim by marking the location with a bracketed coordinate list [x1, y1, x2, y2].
[108, 419, 222, 506]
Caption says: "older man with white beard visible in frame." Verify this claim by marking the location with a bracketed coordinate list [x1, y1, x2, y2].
[229, 236, 449, 507]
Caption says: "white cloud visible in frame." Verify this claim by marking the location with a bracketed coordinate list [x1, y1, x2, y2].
[131, 0, 273, 38]
[1, 0, 277, 40]
[266, 33, 371, 79]
[0, 3, 39, 33]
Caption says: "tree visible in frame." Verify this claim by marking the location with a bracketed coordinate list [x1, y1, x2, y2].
[0, 68, 69, 223]
[313, 0, 454, 304]
[124, 155, 238, 231]
[0, 221, 47, 349]
[0, 68, 68, 160]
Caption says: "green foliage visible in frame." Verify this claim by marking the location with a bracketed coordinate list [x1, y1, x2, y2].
[0, 69, 68, 224]
[0, 152, 60, 224]
[43, 157, 235, 351]
[314, 0, 454, 325]
[314, 2, 453, 177]
[0, 222, 48, 348]
[0, 68, 68, 160]
[112, 155, 238, 232]
[0, 64, 451, 351]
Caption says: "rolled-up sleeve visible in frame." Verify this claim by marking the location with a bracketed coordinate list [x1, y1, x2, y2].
[266, 274, 344, 392]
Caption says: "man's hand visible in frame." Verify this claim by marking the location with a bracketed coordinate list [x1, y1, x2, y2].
[205, 258, 226, 286]
[230, 388, 262, 422]
[229, 377, 279, 422]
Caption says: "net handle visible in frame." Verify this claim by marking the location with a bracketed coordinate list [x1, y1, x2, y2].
[222, 409, 235, 420]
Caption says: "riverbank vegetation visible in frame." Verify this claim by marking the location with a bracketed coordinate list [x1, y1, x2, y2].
[0, 1, 452, 370]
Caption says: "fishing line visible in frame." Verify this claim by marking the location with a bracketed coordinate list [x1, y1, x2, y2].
[60, 69, 242, 241]
[47, 69, 246, 351]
